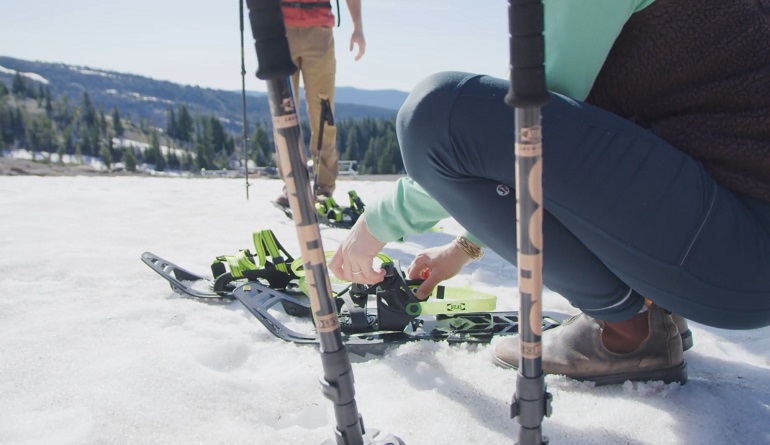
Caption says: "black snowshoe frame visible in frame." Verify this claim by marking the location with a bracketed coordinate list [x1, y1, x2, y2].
[142, 251, 565, 353]
[232, 262, 564, 354]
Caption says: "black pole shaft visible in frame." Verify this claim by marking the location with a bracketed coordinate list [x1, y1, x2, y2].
[505, 1, 551, 444]
[239, 0, 250, 200]
[313, 97, 331, 196]
[244, 1, 365, 443]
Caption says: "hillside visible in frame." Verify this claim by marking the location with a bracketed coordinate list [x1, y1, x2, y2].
[0, 56, 399, 134]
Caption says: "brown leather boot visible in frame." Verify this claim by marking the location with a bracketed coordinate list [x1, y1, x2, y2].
[672, 314, 693, 351]
[494, 305, 687, 386]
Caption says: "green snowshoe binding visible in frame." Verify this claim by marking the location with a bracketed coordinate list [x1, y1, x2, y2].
[141, 229, 303, 316]
[142, 229, 565, 353]
[274, 190, 365, 229]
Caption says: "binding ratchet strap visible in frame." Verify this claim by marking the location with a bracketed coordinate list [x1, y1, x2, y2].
[404, 285, 497, 316]
[251, 229, 294, 274]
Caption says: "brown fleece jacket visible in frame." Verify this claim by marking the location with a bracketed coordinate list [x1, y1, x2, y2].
[585, 0, 770, 202]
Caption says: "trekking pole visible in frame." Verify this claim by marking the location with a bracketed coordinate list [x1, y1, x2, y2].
[313, 96, 334, 197]
[239, 0, 251, 200]
[505, 0, 551, 444]
[243, 1, 403, 444]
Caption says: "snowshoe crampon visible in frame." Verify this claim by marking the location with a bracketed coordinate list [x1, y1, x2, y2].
[233, 261, 566, 354]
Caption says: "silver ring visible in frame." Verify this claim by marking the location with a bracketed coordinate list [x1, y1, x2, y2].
[352, 270, 363, 275]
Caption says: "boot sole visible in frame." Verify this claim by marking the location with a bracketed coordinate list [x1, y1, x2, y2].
[493, 357, 688, 386]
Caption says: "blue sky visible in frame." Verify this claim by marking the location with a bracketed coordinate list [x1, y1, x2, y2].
[0, 0, 509, 93]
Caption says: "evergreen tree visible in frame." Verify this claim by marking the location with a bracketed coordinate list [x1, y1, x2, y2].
[180, 150, 192, 171]
[111, 107, 124, 138]
[63, 126, 74, 155]
[194, 118, 213, 170]
[44, 89, 53, 117]
[12, 73, 26, 97]
[77, 124, 94, 157]
[75, 143, 83, 164]
[177, 104, 193, 142]
[0, 81, 8, 97]
[54, 96, 73, 128]
[250, 124, 272, 166]
[343, 126, 360, 160]
[81, 92, 97, 127]
[166, 106, 177, 139]
[56, 143, 65, 164]
[13, 107, 25, 145]
[166, 150, 180, 170]
[122, 148, 137, 172]
[28, 116, 58, 155]
[0, 107, 11, 147]
[98, 108, 107, 137]
[151, 131, 166, 171]
[100, 144, 112, 169]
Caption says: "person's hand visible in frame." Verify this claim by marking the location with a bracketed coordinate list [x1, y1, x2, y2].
[329, 216, 385, 284]
[349, 30, 366, 61]
[406, 241, 473, 300]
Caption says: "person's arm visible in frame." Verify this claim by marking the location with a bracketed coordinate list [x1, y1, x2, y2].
[544, 0, 656, 100]
[345, 0, 365, 60]
[364, 177, 451, 243]
[330, 177, 450, 283]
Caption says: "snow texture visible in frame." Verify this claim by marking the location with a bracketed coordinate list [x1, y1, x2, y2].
[1, 176, 768, 445]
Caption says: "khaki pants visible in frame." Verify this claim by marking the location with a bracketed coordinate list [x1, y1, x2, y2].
[276, 25, 339, 196]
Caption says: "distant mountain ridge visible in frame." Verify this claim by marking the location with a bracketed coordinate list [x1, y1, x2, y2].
[246, 86, 408, 112]
[0, 56, 404, 134]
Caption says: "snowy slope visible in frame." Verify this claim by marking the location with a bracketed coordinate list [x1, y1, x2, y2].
[0, 176, 768, 445]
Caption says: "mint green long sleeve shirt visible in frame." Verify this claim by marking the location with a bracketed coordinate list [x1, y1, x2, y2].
[365, 0, 656, 245]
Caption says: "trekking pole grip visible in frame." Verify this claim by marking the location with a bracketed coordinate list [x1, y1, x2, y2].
[505, 0, 548, 108]
[245, 0, 296, 80]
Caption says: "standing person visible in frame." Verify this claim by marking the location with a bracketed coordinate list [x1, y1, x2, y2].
[329, 0, 770, 385]
[275, 0, 366, 207]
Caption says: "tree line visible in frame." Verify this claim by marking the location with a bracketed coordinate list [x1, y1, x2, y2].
[0, 73, 404, 175]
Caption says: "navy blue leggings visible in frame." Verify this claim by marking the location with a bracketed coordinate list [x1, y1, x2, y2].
[397, 72, 770, 329]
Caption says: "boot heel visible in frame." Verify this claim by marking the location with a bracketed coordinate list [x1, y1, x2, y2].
[680, 329, 693, 351]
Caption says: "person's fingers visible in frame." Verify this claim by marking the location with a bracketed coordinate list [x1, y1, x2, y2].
[406, 255, 430, 279]
[415, 274, 441, 300]
[329, 249, 344, 280]
[356, 265, 385, 284]
[350, 37, 365, 61]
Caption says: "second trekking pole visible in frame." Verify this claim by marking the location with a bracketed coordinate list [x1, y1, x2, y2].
[243, 1, 403, 444]
[313, 96, 334, 197]
[505, 0, 551, 444]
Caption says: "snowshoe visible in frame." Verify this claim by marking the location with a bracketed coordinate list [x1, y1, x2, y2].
[142, 229, 307, 315]
[233, 261, 566, 354]
[274, 190, 365, 229]
[143, 229, 566, 353]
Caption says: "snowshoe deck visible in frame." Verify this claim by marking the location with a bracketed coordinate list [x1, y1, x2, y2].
[232, 262, 567, 354]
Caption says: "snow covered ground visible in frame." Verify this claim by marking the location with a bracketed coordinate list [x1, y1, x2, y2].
[1, 175, 769, 445]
